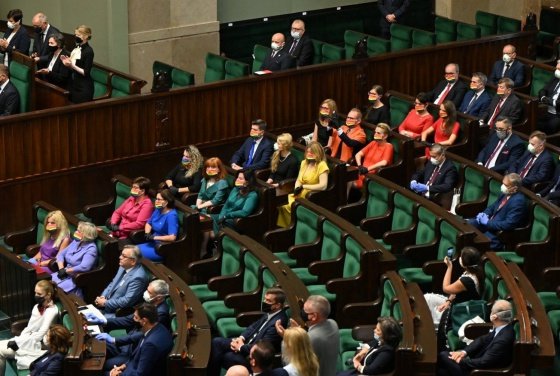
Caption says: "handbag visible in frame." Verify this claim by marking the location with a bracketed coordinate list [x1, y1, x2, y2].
[450, 300, 488, 334]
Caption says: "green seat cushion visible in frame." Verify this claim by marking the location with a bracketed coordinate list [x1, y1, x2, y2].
[338, 328, 360, 371]
[171, 68, 194, 88]
[456, 22, 481, 41]
[399, 267, 432, 285]
[204, 52, 227, 83]
[292, 268, 318, 285]
[495, 251, 524, 265]
[225, 59, 249, 80]
[390, 24, 412, 51]
[111, 75, 133, 98]
[367, 36, 390, 56]
[497, 17, 521, 34]
[311, 39, 324, 64]
[307, 285, 336, 302]
[547, 310, 560, 339]
[202, 300, 235, 326]
[189, 284, 219, 303]
[446, 330, 466, 351]
[538, 292, 560, 312]
[9, 61, 30, 113]
[321, 43, 345, 63]
[412, 30, 435, 48]
[275, 252, 297, 267]
[435, 17, 457, 43]
[216, 317, 245, 338]
[475, 11, 498, 36]
[344, 30, 367, 58]
[252, 44, 271, 73]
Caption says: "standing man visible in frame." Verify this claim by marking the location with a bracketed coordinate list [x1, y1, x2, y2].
[231, 119, 274, 171]
[426, 63, 468, 108]
[458, 72, 492, 117]
[377, 0, 411, 39]
[537, 60, 560, 134]
[0, 65, 20, 116]
[260, 33, 296, 72]
[285, 19, 313, 67]
[31, 12, 60, 65]
[488, 44, 525, 87]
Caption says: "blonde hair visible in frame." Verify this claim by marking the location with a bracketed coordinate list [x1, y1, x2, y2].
[75, 25, 92, 39]
[271, 133, 293, 172]
[41, 211, 70, 249]
[305, 141, 326, 163]
[318, 99, 337, 118]
[282, 327, 319, 376]
[183, 145, 204, 178]
[77, 221, 98, 242]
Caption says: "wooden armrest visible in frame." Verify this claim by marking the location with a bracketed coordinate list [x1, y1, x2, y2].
[340, 300, 382, 327]
[463, 323, 492, 340]
[180, 192, 199, 206]
[264, 227, 295, 253]
[403, 241, 439, 266]
[188, 257, 221, 284]
[83, 200, 114, 226]
[422, 260, 446, 293]
[360, 213, 392, 239]
[541, 267, 560, 291]
[129, 230, 146, 244]
[337, 198, 367, 226]
[309, 257, 345, 283]
[255, 169, 271, 181]
[155, 237, 185, 259]
[382, 225, 417, 251]
[352, 325, 376, 342]
[289, 240, 322, 267]
[208, 274, 243, 299]
[11, 319, 28, 336]
[236, 311, 264, 328]
[25, 244, 41, 258]
[207, 205, 223, 215]
[4, 226, 37, 253]
[454, 200, 487, 218]
[224, 290, 260, 312]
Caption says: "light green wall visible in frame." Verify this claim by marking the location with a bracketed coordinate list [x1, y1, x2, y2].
[0, 0, 129, 72]
[217, 0, 372, 23]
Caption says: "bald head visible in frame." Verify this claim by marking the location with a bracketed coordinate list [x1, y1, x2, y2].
[225, 365, 249, 376]
[32, 12, 49, 31]
[490, 299, 513, 325]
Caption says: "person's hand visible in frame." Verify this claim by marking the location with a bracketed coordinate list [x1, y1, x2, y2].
[443, 256, 452, 268]
[275, 319, 286, 337]
[110, 223, 120, 232]
[231, 163, 242, 170]
[85, 312, 107, 325]
[477, 213, 489, 225]
[168, 186, 179, 196]
[358, 166, 369, 175]
[449, 351, 466, 363]
[36, 68, 48, 74]
[110, 364, 126, 376]
[437, 300, 451, 312]
[415, 183, 428, 193]
[95, 296, 107, 307]
[353, 357, 362, 371]
[386, 14, 397, 22]
[7, 340, 19, 352]
[145, 232, 155, 242]
[57, 268, 68, 280]
[60, 55, 72, 67]
[409, 180, 417, 191]
[293, 186, 303, 196]
[95, 333, 115, 344]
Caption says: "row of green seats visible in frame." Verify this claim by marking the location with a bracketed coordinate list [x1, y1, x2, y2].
[205, 52, 250, 83]
[152, 60, 195, 88]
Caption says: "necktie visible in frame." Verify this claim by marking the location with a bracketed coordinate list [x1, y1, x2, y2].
[248, 315, 270, 344]
[289, 40, 298, 54]
[427, 165, 441, 185]
[271, 50, 277, 59]
[41, 33, 45, 44]
[502, 63, 511, 77]
[435, 83, 452, 105]
[487, 98, 504, 128]
[491, 196, 510, 219]
[247, 141, 256, 166]
[465, 93, 478, 112]
[484, 140, 504, 168]
[519, 155, 536, 178]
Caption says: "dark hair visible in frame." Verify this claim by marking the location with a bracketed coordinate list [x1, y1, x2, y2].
[252, 340, 275, 369]
[440, 100, 457, 134]
[415, 92, 429, 104]
[159, 189, 175, 209]
[7, 9, 23, 23]
[378, 316, 402, 348]
[135, 302, 158, 324]
[265, 287, 286, 305]
[370, 84, 384, 96]
[237, 169, 257, 195]
[47, 324, 72, 354]
[252, 119, 267, 131]
[133, 176, 151, 192]
[460, 247, 484, 288]
[51, 32, 65, 49]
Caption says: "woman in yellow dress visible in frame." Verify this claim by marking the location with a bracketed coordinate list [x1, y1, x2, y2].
[277, 141, 330, 227]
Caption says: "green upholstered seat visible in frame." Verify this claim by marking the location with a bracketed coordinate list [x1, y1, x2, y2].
[377, 193, 416, 251]
[538, 291, 560, 312]
[365, 179, 392, 220]
[110, 75, 133, 98]
[252, 44, 271, 73]
[225, 59, 249, 80]
[497, 16, 521, 34]
[398, 206, 438, 269]
[366, 36, 391, 56]
[389, 95, 412, 129]
[475, 11, 498, 36]
[456, 22, 481, 41]
[547, 310, 560, 339]
[321, 43, 345, 63]
[412, 29, 436, 48]
[390, 24, 412, 52]
[530, 66, 554, 98]
[171, 68, 195, 88]
[435, 17, 457, 44]
[344, 30, 367, 58]
[338, 328, 359, 371]
[91, 66, 111, 99]
[310, 39, 324, 64]
[9, 61, 31, 113]
[204, 52, 228, 83]
[460, 167, 487, 206]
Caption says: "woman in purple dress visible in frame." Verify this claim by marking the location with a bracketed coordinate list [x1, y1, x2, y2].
[28, 211, 71, 273]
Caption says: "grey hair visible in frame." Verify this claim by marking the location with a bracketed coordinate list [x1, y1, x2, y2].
[505, 173, 522, 188]
[150, 279, 169, 296]
[306, 295, 331, 318]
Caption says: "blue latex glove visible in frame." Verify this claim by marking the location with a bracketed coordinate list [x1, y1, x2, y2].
[415, 183, 428, 193]
[409, 180, 417, 190]
[478, 213, 489, 225]
[85, 312, 107, 325]
[95, 333, 115, 344]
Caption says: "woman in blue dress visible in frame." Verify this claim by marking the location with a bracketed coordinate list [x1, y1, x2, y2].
[138, 189, 179, 262]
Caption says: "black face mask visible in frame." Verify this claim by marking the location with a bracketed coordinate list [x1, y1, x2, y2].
[47, 45, 58, 53]
[261, 301, 273, 313]
[300, 309, 309, 322]
[35, 295, 45, 306]
[75, 36, 83, 44]
[34, 26, 43, 34]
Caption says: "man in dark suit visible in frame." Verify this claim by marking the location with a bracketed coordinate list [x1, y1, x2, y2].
[488, 44, 525, 87]
[538, 162, 560, 206]
[231, 119, 275, 171]
[479, 77, 523, 127]
[508, 130, 554, 189]
[537, 60, 560, 134]
[208, 288, 289, 376]
[458, 72, 492, 117]
[475, 117, 524, 174]
[426, 63, 468, 108]
[260, 33, 296, 72]
[467, 173, 528, 250]
[31, 12, 60, 64]
[0, 65, 20, 116]
[437, 300, 515, 376]
[377, 0, 411, 39]
[104, 303, 173, 376]
[285, 19, 313, 67]
[410, 144, 459, 209]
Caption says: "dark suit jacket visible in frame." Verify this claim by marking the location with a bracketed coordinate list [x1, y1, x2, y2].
[29, 351, 65, 376]
[119, 323, 173, 376]
[483, 192, 528, 232]
[458, 90, 492, 117]
[106, 301, 171, 332]
[33, 24, 60, 63]
[412, 158, 458, 194]
[480, 94, 523, 125]
[378, 0, 410, 19]
[426, 79, 468, 108]
[509, 149, 554, 188]
[488, 59, 525, 87]
[460, 324, 515, 370]
[475, 132, 525, 174]
[538, 76, 560, 109]
[39, 49, 71, 88]
[231, 137, 275, 171]
[2, 29, 31, 65]
[361, 341, 395, 375]
[538, 164, 560, 205]
[0, 81, 20, 116]
[285, 33, 313, 67]
[239, 309, 288, 355]
[260, 47, 296, 72]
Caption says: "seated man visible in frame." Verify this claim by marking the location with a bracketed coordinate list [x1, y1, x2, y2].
[458, 72, 492, 118]
[437, 300, 515, 376]
[507, 130, 554, 189]
[102, 303, 173, 376]
[488, 44, 525, 87]
[260, 33, 296, 72]
[538, 163, 560, 206]
[208, 287, 289, 376]
[0, 65, 20, 116]
[285, 19, 313, 67]
[467, 173, 528, 250]
[94, 245, 149, 317]
[230, 119, 274, 171]
[425, 63, 468, 108]
[410, 144, 458, 209]
[475, 117, 524, 174]
[537, 60, 560, 135]
[479, 78, 523, 128]
[330, 108, 367, 162]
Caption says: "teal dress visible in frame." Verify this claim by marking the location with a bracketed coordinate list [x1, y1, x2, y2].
[211, 188, 259, 234]
[193, 178, 229, 213]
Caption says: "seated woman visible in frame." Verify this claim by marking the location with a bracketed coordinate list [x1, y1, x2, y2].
[338, 317, 402, 376]
[164, 145, 203, 199]
[352, 123, 394, 190]
[27, 210, 71, 274]
[0, 280, 59, 374]
[421, 100, 460, 158]
[51, 221, 98, 298]
[266, 133, 299, 187]
[277, 141, 329, 228]
[398, 92, 434, 140]
[364, 85, 390, 126]
[282, 327, 319, 376]
[109, 176, 154, 241]
[138, 189, 179, 262]
[212, 169, 259, 236]
[29, 324, 72, 376]
[424, 247, 483, 327]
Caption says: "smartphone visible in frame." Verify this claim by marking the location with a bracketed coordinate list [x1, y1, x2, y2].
[446, 247, 454, 258]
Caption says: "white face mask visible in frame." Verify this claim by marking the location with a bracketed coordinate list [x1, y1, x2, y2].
[271, 42, 281, 51]
[527, 143, 537, 154]
[500, 184, 509, 195]
[555, 69, 560, 79]
[502, 53, 512, 63]
[273, 142, 279, 151]
[290, 31, 301, 40]
[430, 157, 440, 166]
[7, 21, 15, 29]
[143, 290, 154, 303]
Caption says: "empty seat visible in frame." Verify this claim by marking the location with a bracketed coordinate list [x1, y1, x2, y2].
[321, 42, 345, 63]
[390, 24, 413, 52]
[171, 68, 195, 88]
[204, 52, 228, 83]
[344, 30, 367, 58]
[412, 29, 436, 48]
[225, 59, 249, 80]
[497, 16, 521, 34]
[310, 39, 324, 64]
[475, 11, 498, 36]
[367, 35, 391, 56]
[435, 17, 457, 44]
[456, 22, 481, 41]
[9, 60, 31, 113]
[111, 75, 135, 98]
[252, 44, 271, 73]
[91, 66, 111, 99]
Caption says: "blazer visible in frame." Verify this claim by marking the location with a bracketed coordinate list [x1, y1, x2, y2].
[239, 309, 288, 355]
[361, 341, 396, 375]
[412, 158, 458, 194]
[475, 132, 525, 174]
[40, 49, 71, 88]
[480, 94, 524, 125]
[2, 29, 31, 65]
[260, 47, 296, 72]
[426, 79, 468, 108]
[483, 192, 528, 232]
[101, 264, 149, 313]
[33, 24, 61, 63]
[378, 0, 411, 19]
[29, 351, 65, 376]
[538, 76, 560, 114]
[458, 90, 492, 117]
[538, 164, 560, 205]
[508, 149, 554, 188]
[488, 59, 525, 87]
[461, 324, 515, 370]
[309, 319, 340, 376]
[120, 323, 173, 376]
[106, 301, 171, 332]
[0, 80, 20, 116]
[285, 33, 313, 67]
[231, 136, 275, 171]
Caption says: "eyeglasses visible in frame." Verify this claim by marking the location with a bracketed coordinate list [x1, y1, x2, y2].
[291, 27, 304, 31]
[120, 253, 135, 260]
[346, 116, 357, 120]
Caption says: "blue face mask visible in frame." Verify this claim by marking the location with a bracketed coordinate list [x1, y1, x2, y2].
[374, 333, 381, 343]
